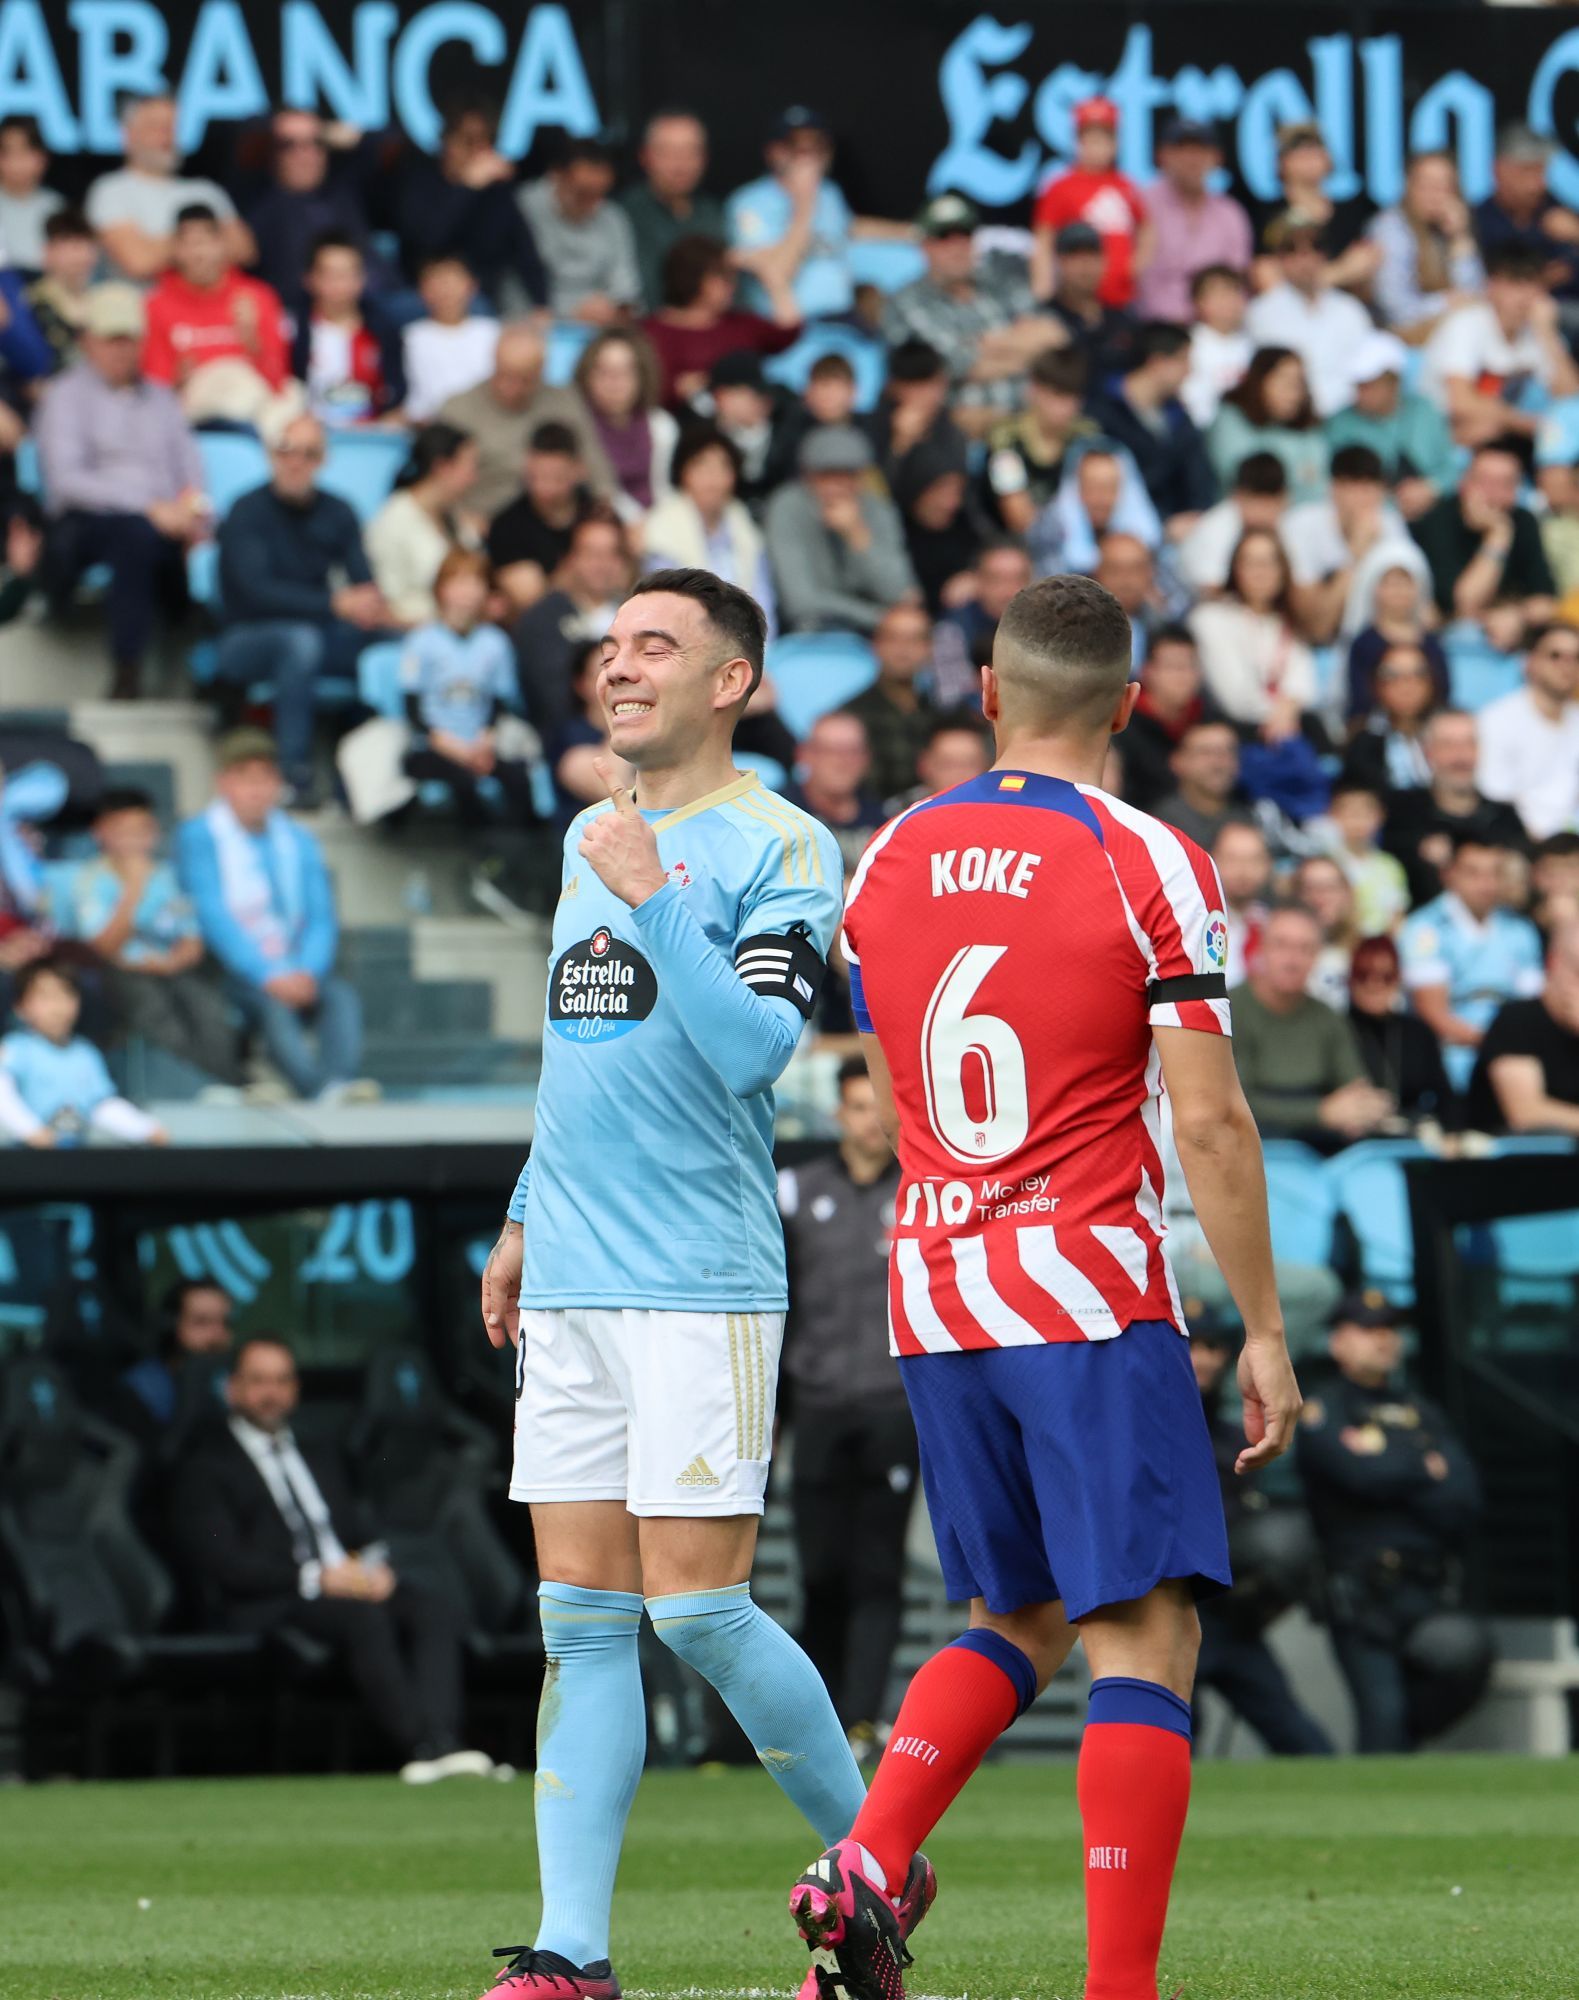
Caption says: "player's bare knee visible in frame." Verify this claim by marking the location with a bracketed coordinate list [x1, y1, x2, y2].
[970, 1600, 1073, 1693]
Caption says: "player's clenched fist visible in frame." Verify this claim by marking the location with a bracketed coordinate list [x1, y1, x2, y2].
[578, 757, 668, 909]
[482, 1220, 523, 1349]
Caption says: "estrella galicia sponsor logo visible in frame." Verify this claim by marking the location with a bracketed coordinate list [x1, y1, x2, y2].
[548, 932, 658, 1042]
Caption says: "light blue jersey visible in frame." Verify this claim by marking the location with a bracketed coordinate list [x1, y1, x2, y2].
[726, 174, 854, 318]
[400, 621, 516, 741]
[510, 771, 843, 1310]
[0, 1029, 117, 1141]
[1400, 890, 1544, 1089]
[47, 857, 198, 967]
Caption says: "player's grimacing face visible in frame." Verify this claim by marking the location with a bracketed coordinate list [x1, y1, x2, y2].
[598, 593, 737, 766]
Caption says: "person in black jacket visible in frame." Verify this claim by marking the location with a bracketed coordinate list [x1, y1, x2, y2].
[171, 1335, 491, 1781]
[212, 415, 389, 805]
[1348, 933, 1457, 1128]
[1295, 1293, 1492, 1752]
[1088, 320, 1218, 528]
[243, 110, 378, 320]
[389, 101, 546, 312]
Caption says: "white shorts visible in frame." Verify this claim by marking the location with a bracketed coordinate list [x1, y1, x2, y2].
[510, 1307, 786, 1516]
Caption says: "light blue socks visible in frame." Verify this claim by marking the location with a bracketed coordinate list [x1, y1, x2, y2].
[646, 1581, 866, 1843]
[533, 1583, 646, 1966]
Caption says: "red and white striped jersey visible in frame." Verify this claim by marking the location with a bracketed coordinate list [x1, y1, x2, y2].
[841, 770, 1231, 1357]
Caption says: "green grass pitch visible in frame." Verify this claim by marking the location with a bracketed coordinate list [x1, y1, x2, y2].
[4, 1757, 1576, 2000]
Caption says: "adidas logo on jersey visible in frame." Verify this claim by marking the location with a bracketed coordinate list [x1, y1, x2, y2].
[675, 1454, 722, 1488]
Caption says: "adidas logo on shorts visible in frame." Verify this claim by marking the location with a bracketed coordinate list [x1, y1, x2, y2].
[675, 1454, 722, 1489]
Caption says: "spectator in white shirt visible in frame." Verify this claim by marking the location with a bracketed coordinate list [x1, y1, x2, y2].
[1189, 525, 1318, 736]
[1476, 622, 1579, 839]
[1176, 450, 1289, 596]
[0, 115, 63, 272]
[1422, 243, 1579, 449]
[1281, 444, 1416, 645]
[1182, 263, 1252, 429]
[85, 90, 253, 282]
[1244, 210, 1374, 419]
[1367, 152, 1484, 345]
[401, 255, 499, 423]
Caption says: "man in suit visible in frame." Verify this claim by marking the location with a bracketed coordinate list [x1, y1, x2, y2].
[172, 1334, 491, 1782]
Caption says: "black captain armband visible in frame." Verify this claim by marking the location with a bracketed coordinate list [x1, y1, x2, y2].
[734, 927, 827, 1019]
[1147, 972, 1228, 1006]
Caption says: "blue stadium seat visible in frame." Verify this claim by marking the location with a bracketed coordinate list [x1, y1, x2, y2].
[14, 437, 39, 496]
[197, 432, 270, 521]
[1443, 621, 1524, 712]
[188, 543, 220, 609]
[763, 325, 888, 412]
[357, 641, 407, 719]
[1490, 1210, 1579, 1281]
[318, 430, 410, 523]
[767, 632, 880, 741]
[848, 239, 927, 295]
[733, 751, 789, 792]
[545, 321, 595, 386]
[1323, 1138, 1431, 1302]
[1260, 1140, 1336, 1267]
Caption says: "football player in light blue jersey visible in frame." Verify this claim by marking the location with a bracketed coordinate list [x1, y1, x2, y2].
[474, 570, 931, 2000]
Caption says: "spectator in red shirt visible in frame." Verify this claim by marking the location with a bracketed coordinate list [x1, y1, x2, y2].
[1031, 96, 1152, 312]
[641, 232, 799, 407]
[142, 203, 292, 428]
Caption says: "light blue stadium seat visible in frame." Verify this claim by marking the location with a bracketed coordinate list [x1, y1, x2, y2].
[763, 325, 888, 412]
[197, 432, 270, 520]
[357, 641, 407, 719]
[545, 321, 595, 386]
[767, 632, 880, 741]
[318, 430, 409, 524]
[188, 542, 220, 609]
[1490, 1209, 1579, 1281]
[1323, 1138, 1431, 1302]
[734, 751, 789, 793]
[14, 437, 40, 495]
[848, 239, 927, 295]
[1260, 1139, 1337, 1267]
[1443, 621, 1524, 712]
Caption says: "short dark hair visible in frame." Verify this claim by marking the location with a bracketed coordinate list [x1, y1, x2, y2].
[1028, 345, 1089, 396]
[1144, 621, 1196, 660]
[231, 1333, 296, 1375]
[94, 785, 156, 820]
[888, 338, 947, 384]
[630, 567, 768, 700]
[174, 203, 221, 230]
[43, 207, 94, 243]
[808, 352, 855, 385]
[1448, 828, 1509, 859]
[556, 135, 614, 173]
[1330, 444, 1386, 484]
[671, 423, 743, 490]
[1328, 777, 1385, 806]
[527, 421, 582, 459]
[567, 504, 625, 552]
[1534, 831, 1579, 862]
[660, 233, 728, 309]
[1233, 451, 1289, 497]
[309, 230, 362, 264]
[417, 251, 474, 283]
[1485, 242, 1545, 283]
[0, 115, 44, 149]
[1131, 320, 1191, 367]
[1525, 619, 1579, 654]
[1191, 262, 1248, 300]
[13, 958, 79, 1007]
[993, 573, 1134, 731]
[924, 707, 991, 750]
[837, 1054, 870, 1094]
[396, 421, 473, 489]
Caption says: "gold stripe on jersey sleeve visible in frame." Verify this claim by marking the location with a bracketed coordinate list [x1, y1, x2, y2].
[749, 786, 824, 888]
[732, 789, 801, 885]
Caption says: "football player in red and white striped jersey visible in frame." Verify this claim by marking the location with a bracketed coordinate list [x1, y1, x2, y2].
[787, 575, 1302, 2000]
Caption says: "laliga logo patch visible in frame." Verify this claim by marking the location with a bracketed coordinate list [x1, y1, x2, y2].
[1204, 911, 1229, 972]
[549, 933, 658, 1042]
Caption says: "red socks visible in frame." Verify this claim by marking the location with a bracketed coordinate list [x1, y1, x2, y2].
[848, 1630, 1035, 1889]
[1078, 1677, 1194, 2000]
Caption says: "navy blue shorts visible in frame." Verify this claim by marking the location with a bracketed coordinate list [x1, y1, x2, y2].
[898, 1321, 1231, 1620]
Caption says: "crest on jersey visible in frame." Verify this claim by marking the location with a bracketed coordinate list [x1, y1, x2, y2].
[590, 929, 611, 957]
[1203, 911, 1229, 972]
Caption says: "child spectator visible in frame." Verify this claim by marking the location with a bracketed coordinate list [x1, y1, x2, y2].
[1346, 555, 1449, 718]
[292, 233, 405, 427]
[1182, 264, 1252, 430]
[0, 960, 166, 1147]
[486, 422, 593, 615]
[141, 203, 293, 428]
[0, 115, 64, 272]
[1317, 781, 1412, 935]
[402, 255, 498, 422]
[47, 786, 241, 1085]
[1207, 347, 1330, 506]
[981, 347, 1096, 535]
[1031, 97, 1151, 311]
[400, 550, 534, 824]
[25, 209, 97, 372]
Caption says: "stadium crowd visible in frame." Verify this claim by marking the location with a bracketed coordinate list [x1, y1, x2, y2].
[4, 91, 1579, 1147]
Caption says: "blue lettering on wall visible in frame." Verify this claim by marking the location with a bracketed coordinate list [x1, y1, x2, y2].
[0, 0, 78, 149]
[178, 0, 270, 152]
[929, 15, 1040, 205]
[1528, 28, 1579, 208]
[281, 0, 398, 128]
[72, 0, 167, 155]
